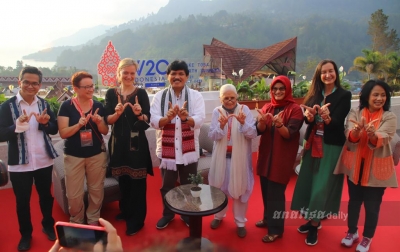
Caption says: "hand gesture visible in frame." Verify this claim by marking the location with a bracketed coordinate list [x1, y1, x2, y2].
[319, 103, 331, 121]
[272, 111, 284, 127]
[218, 109, 230, 129]
[91, 108, 103, 125]
[34, 108, 50, 125]
[300, 104, 319, 121]
[256, 109, 274, 126]
[166, 101, 177, 121]
[177, 101, 189, 121]
[350, 117, 379, 137]
[230, 105, 246, 125]
[365, 119, 379, 137]
[78, 112, 91, 127]
[115, 95, 130, 116]
[128, 96, 142, 116]
[18, 109, 35, 123]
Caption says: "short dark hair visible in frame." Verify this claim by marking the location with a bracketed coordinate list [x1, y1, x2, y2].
[359, 79, 391, 111]
[19, 66, 43, 83]
[71, 71, 93, 87]
[166, 60, 189, 76]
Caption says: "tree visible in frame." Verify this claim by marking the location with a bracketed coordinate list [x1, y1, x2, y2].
[368, 9, 400, 54]
[350, 49, 390, 80]
[386, 52, 400, 91]
[16, 60, 23, 70]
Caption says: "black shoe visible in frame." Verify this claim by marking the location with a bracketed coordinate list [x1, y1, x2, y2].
[305, 225, 318, 246]
[42, 227, 56, 241]
[115, 213, 125, 221]
[180, 215, 189, 227]
[18, 236, 32, 251]
[297, 221, 322, 233]
[126, 224, 143, 236]
[156, 216, 174, 229]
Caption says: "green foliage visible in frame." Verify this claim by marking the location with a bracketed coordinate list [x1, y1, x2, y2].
[368, 9, 400, 54]
[292, 80, 311, 98]
[0, 94, 7, 104]
[338, 69, 351, 90]
[350, 49, 391, 80]
[250, 78, 270, 100]
[92, 96, 105, 105]
[225, 79, 254, 101]
[45, 97, 61, 115]
[188, 173, 203, 186]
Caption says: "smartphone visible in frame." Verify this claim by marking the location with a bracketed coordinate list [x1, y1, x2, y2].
[55, 221, 107, 250]
[130, 131, 139, 151]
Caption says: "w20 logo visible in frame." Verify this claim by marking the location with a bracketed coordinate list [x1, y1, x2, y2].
[136, 59, 169, 76]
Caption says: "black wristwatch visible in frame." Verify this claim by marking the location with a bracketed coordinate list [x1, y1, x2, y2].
[182, 117, 189, 122]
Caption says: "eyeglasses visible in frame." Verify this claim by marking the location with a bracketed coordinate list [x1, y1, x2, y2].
[223, 97, 237, 102]
[272, 87, 286, 92]
[21, 80, 40, 87]
[78, 85, 95, 90]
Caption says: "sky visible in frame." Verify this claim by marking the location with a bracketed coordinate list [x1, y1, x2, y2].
[0, 0, 169, 68]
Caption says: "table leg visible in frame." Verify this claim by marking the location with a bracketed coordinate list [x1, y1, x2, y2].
[189, 216, 202, 238]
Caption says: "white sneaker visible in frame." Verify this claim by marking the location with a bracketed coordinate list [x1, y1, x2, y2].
[356, 237, 372, 252]
[341, 231, 359, 247]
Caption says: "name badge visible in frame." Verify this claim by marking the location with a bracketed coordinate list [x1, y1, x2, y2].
[316, 123, 324, 136]
[80, 129, 93, 147]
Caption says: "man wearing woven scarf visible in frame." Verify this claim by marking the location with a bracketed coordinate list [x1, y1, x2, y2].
[150, 60, 205, 229]
[0, 66, 58, 251]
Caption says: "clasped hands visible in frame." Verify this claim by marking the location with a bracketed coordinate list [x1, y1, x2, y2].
[115, 95, 142, 117]
[349, 117, 379, 138]
[218, 105, 246, 128]
[166, 101, 189, 122]
[257, 109, 284, 128]
[18, 108, 50, 125]
[300, 103, 331, 123]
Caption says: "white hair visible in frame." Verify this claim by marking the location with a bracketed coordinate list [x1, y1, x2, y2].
[219, 84, 237, 97]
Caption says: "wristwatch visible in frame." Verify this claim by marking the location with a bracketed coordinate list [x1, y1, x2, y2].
[182, 117, 189, 122]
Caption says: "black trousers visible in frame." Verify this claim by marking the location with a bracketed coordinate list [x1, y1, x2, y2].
[9, 166, 55, 238]
[160, 162, 198, 217]
[347, 177, 385, 238]
[260, 176, 287, 235]
[119, 175, 147, 231]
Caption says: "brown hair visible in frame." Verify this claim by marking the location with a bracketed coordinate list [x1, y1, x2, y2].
[71, 71, 93, 87]
[303, 59, 342, 106]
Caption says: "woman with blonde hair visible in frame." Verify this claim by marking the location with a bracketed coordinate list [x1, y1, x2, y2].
[104, 58, 153, 235]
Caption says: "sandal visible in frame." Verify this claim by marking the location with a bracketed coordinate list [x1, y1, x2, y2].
[255, 220, 267, 228]
[262, 234, 282, 243]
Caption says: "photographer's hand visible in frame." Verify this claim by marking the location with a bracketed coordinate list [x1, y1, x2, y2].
[93, 218, 123, 252]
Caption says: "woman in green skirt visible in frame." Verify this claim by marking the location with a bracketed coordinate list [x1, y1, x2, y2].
[291, 59, 352, 246]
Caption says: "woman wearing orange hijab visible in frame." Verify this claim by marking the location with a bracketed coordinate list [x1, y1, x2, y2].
[255, 76, 304, 242]
[334, 80, 397, 252]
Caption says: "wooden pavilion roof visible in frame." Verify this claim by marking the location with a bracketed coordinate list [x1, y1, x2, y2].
[203, 37, 297, 81]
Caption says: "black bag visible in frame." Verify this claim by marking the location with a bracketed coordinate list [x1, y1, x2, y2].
[0, 159, 8, 187]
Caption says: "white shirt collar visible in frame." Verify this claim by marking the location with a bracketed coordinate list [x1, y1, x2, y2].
[16, 91, 38, 105]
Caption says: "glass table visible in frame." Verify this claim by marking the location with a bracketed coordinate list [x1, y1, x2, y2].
[165, 184, 228, 251]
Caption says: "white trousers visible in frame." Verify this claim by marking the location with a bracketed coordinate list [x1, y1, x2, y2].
[214, 198, 248, 227]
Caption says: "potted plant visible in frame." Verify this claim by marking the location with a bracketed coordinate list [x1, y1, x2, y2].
[188, 173, 204, 197]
